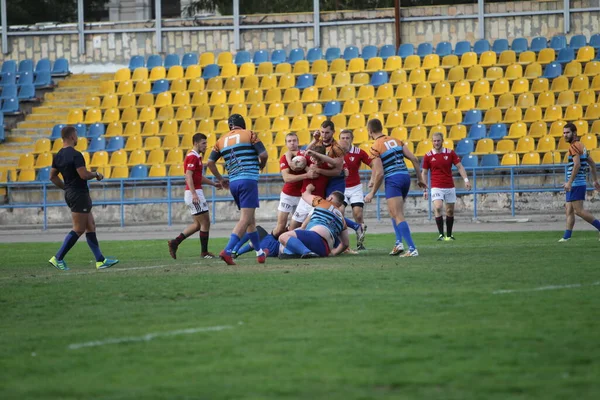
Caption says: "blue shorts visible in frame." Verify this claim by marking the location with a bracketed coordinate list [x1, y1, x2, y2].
[261, 234, 280, 257]
[384, 174, 411, 199]
[566, 185, 586, 202]
[295, 230, 330, 257]
[326, 177, 346, 197]
[230, 179, 259, 209]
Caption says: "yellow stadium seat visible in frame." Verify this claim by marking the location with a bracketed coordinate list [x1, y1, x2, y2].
[352, 72, 370, 86]
[564, 61, 582, 78]
[448, 124, 467, 141]
[522, 106, 543, 123]
[240, 76, 258, 91]
[548, 120, 567, 137]
[331, 72, 350, 88]
[167, 66, 184, 81]
[208, 90, 226, 106]
[466, 65, 484, 82]
[90, 151, 108, 168]
[399, 97, 417, 114]
[271, 116, 290, 133]
[245, 89, 264, 105]
[286, 101, 303, 117]
[414, 82, 432, 99]
[126, 149, 145, 166]
[529, 78, 548, 95]
[143, 136, 161, 151]
[347, 58, 365, 73]
[120, 106, 138, 123]
[225, 76, 242, 91]
[51, 139, 63, 153]
[457, 94, 475, 111]
[444, 109, 463, 125]
[147, 149, 165, 165]
[429, 124, 447, 138]
[433, 81, 451, 98]
[557, 136, 570, 152]
[131, 67, 150, 82]
[267, 102, 285, 118]
[260, 75, 277, 90]
[278, 73, 295, 89]
[347, 113, 365, 130]
[256, 62, 273, 76]
[197, 119, 215, 134]
[408, 125, 427, 142]
[511, 78, 529, 94]
[33, 138, 51, 154]
[422, 54, 440, 70]
[227, 89, 245, 105]
[491, 78, 509, 95]
[114, 67, 131, 82]
[501, 152, 519, 166]
[514, 92, 534, 109]
[486, 66, 504, 81]
[503, 106, 522, 123]
[571, 75, 589, 92]
[182, 119, 199, 136]
[518, 50, 536, 65]
[473, 79, 490, 96]
[441, 55, 459, 69]
[591, 120, 600, 134]
[364, 57, 383, 73]
[389, 69, 407, 85]
[329, 58, 347, 73]
[506, 122, 527, 138]
[361, 98, 379, 115]
[543, 105, 563, 122]
[388, 126, 407, 141]
[577, 89, 595, 106]
[263, 88, 282, 104]
[34, 152, 52, 169]
[394, 82, 413, 99]
[339, 98, 358, 116]
[167, 164, 184, 177]
[418, 96, 436, 112]
[447, 66, 465, 82]
[99, 80, 115, 95]
[523, 62, 542, 80]
[375, 83, 394, 100]
[161, 134, 179, 151]
[383, 56, 402, 72]
[131, 79, 150, 95]
[583, 61, 600, 77]
[550, 90, 573, 108]
[380, 98, 398, 114]
[101, 107, 120, 124]
[156, 105, 174, 121]
[496, 93, 514, 110]
[84, 108, 101, 124]
[319, 86, 337, 102]
[253, 116, 271, 133]
[423, 110, 442, 127]
[67, 109, 83, 124]
[293, 60, 310, 75]
[258, 131, 274, 146]
[403, 55, 421, 71]
[149, 66, 166, 81]
[206, 77, 223, 91]
[576, 46, 595, 63]
[108, 149, 127, 167]
[528, 121, 547, 138]
[356, 85, 375, 101]
[117, 80, 135, 96]
[408, 68, 426, 84]
[452, 80, 470, 97]
[139, 120, 158, 137]
[479, 51, 497, 67]
[536, 136, 556, 152]
[537, 48, 555, 64]
[85, 96, 101, 108]
[216, 51, 233, 66]
[309, 59, 327, 74]
[438, 95, 456, 112]
[584, 103, 600, 120]
[550, 75, 569, 92]
[483, 107, 502, 124]
[300, 86, 318, 102]
[472, 138, 494, 155]
[101, 94, 119, 109]
[172, 91, 190, 107]
[404, 111, 423, 128]
[521, 152, 540, 165]
[580, 134, 598, 150]
[498, 50, 516, 67]
[460, 52, 478, 68]
[238, 62, 255, 77]
[275, 63, 292, 75]
[541, 151, 562, 165]
[17, 169, 36, 182]
[414, 139, 433, 157]
[334, 85, 353, 101]
[73, 137, 88, 153]
[290, 115, 308, 131]
[148, 164, 166, 177]
[189, 90, 207, 107]
[139, 106, 157, 122]
[199, 52, 214, 67]
[495, 139, 515, 154]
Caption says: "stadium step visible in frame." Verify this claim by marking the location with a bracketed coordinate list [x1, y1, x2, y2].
[31, 106, 74, 115]
[16, 121, 56, 129]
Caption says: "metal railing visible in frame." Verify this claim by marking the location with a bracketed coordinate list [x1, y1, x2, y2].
[0, 165, 580, 230]
[2, 0, 599, 55]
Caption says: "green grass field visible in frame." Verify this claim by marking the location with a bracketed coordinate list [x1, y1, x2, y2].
[1, 231, 599, 400]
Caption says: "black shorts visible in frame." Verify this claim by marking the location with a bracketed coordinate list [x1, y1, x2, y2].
[65, 190, 92, 213]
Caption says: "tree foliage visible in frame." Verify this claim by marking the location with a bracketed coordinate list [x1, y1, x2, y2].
[6, 0, 108, 26]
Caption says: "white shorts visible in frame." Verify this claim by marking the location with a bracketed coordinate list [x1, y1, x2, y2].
[292, 198, 313, 223]
[184, 189, 209, 215]
[430, 187, 457, 204]
[344, 184, 364, 207]
[277, 192, 301, 213]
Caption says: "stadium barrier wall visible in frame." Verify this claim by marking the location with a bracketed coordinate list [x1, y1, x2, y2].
[1, 0, 599, 66]
[1, 166, 599, 229]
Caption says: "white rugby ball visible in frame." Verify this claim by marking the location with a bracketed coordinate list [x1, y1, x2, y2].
[291, 155, 307, 171]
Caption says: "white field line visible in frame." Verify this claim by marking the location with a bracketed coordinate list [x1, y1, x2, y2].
[0, 264, 173, 280]
[68, 325, 234, 350]
[493, 281, 600, 295]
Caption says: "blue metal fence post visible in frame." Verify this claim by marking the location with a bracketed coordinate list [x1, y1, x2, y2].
[510, 167, 516, 217]
[427, 170, 432, 220]
[473, 167, 478, 219]
[376, 189, 381, 221]
[43, 182, 48, 230]
[167, 177, 172, 226]
[120, 179, 125, 227]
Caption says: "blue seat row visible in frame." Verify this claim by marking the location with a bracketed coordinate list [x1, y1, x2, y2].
[0, 84, 37, 101]
[51, 123, 105, 141]
[0, 58, 69, 77]
[0, 71, 54, 88]
[1, 97, 20, 114]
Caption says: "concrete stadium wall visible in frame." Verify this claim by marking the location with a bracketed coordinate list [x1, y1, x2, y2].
[1, 0, 598, 66]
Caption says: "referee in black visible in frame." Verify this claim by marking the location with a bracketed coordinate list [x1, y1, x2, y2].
[48, 126, 118, 271]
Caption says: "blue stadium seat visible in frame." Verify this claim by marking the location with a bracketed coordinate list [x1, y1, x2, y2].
[18, 59, 33, 74]
[146, 54, 163, 69]
[87, 137, 106, 153]
[1, 97, 20, 114]
[435, 41, 452, 57]
[468, 123, 487, 140]
[51, 124, 66, 140]
[37, 167, 51, 182]
[456, 139, 475, 157]
[343, 46, 360, 61]
[164, 53, 180, 69]
[378, 44, 396, 60]
[33, 71, 54, 88]
[569, 34, 587, 51]
[480, 154, 499, 167]
[201, 64, 220, 80]
[0, 114, 4, 142]
[253, 50, 270, 64]
[106, 136, 124, 153]
[492, 39, 509, 54]
[181, 52, 199, 69]
[417, 43, 433, 57]
[288, 48, 305, 65]
[234, 50, 252, 66]
[325, 47, 341, 62]
[550, 35, 567, 51]
[511, 38, 529, 55]
[323, 101, 341, 117]
[530, 36, 548, 53]
[369, 71, 388, 87]
[295, 74, 314, 89]
[556, 47, 574, 64]
[461, 110, 482, 127]
[87, 123, 105, 138]
[0, 72, 16, 87]
[362, 45, 378, 61]
[542, 62, 562, 79]
[271, 49, 287, 65]
[128, 55, 144, 71]
[488, 123, 507, 140]
[590, 33, 600, 50]
[306, 48, 323, 63]
[51, 58, 70, 76]
[0, 84, 17, 100]
[460, 154, 478, 168]
[150, 79, 169, 95]
[35, 58, 51, 73]
[398, 43, 414, 58]
[1, 60, 17, 75]
[130, 165, 148, 179]
[17, 84, 36, 100]
[473, 39, 490, 55]
[17, 71, 34, 86]
[454, 41, 471, 56]
[74, 123, 87, 138]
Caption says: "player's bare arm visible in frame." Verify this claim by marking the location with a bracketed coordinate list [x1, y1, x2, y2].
[305, 150, 343, 176]
[403, 146, 427, 189]
[258, 150, 268, 170]
[421, 167, 429, 199]
[455, 162, 472, 191]
[207, 151, 229, 189]
[282, 168, 312, 183]
[76, 166, 102, 182]
[49, 167, 65, 190]
[330, 229, 350, 256]
[564, 153, 580, 192]
[185, 169, 200, 204]
[301, 183, 317, 204]
[364, 157, 383, 203]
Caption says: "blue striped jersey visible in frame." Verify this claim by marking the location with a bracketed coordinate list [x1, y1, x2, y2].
[209, 129, 265, 182]
[306, 197, 346, 239]
[567, 141, 588, 187]
[369, 136, 409, 179]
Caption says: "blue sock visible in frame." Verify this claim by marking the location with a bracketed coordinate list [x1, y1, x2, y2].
[237, 244, 253, 256]
[392, 218, 403, 244]
[224, 234, 241, 254]
[283, 247, 294, 255]
[233, 233, 250, 253]
[248, 230, 263, 255]
[592, 219, 600, 231]
[398, 221, 416, 251]
[56, 230, 80, 261]
[563, 229, 573, 239]
[285, 237, 312, 255]
[345, 217, 360, 231]
[85, 232, 104, 262]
